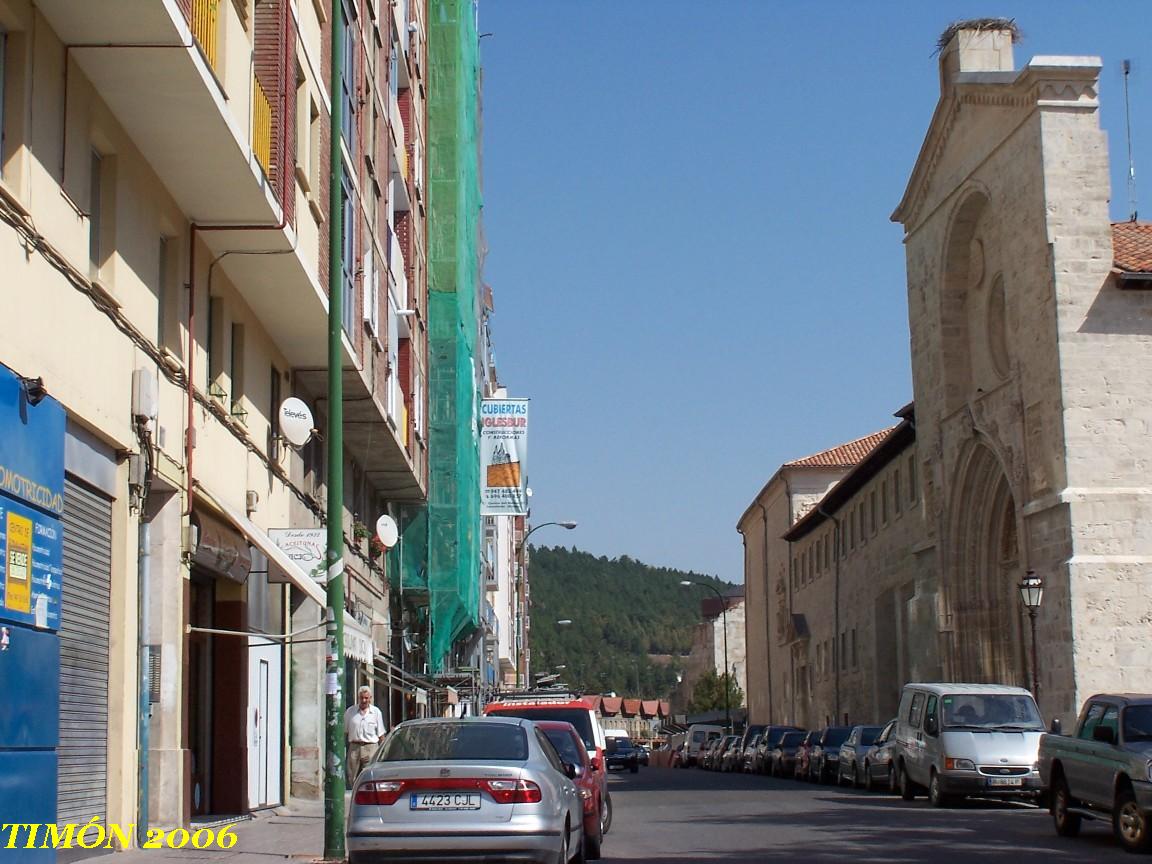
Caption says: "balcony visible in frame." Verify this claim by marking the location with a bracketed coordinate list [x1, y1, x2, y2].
[35, 0, 280, 224]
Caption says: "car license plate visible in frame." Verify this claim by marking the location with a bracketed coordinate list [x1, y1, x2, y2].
[986, 777, 1023, 787]
[410, 793, 481, 810]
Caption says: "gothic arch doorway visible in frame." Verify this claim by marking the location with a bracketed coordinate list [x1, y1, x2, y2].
[944, 442, 1027, 686]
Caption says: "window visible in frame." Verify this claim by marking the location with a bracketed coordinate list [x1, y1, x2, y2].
[230, 323, 246, 419]
[207, 296, 225, 395]
[908, 692, 925, 727]
[294, 65, 311, 192]
[157, 236, 173, 347]
[340, 3, 356, 155]
[388, 26, 399, 99]
[341, 170, 356, 335]
[88, 149, 103, 275]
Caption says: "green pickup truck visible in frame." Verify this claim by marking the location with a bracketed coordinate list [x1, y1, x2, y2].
[1037, 693, 1152, 853]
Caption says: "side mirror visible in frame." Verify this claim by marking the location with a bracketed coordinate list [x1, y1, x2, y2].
[924, 715, 939, 736]
[1050, 718, 1062, 735]
[1092, 725, 1117, 745]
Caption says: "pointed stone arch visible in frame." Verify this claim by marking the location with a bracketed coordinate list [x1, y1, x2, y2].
[942, 439, 1027, 685]
[939, 186, 991, 413]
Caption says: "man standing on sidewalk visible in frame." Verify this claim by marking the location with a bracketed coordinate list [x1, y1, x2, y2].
[344, 685, 386, 785]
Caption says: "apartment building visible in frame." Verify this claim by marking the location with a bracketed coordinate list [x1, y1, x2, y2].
[0, 0, 431, 837]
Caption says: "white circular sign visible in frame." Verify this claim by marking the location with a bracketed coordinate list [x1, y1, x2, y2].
[278, 397, 314, 447]
[375, 515, 399, 549]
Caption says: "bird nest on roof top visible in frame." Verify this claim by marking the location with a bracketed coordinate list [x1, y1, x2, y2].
[936, 18, 1022, 53]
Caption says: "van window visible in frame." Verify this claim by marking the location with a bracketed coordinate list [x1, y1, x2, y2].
[925, 695, 938, 730]
[908, 692, 925, 727]
[692, 731, 706, 744]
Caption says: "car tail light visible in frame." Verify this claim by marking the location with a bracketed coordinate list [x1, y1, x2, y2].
[484, 779, 542, 804]
[355, 780, 405, 806]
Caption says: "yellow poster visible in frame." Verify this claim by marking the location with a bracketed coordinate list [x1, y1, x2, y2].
[5, 511, 32, 614]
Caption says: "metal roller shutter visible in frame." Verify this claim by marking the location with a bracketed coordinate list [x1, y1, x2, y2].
[57, 477, 112, 824]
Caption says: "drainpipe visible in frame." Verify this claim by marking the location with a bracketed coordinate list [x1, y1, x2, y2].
[816, 504, 842, 725]
[133, 419, 155, 845]
[758, 502, 773, 722]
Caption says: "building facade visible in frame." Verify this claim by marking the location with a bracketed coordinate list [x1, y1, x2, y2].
[0, 0, 440, 835]
[742, 21, 1152, 730]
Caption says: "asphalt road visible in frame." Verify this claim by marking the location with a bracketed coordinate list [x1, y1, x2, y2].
[596, 765, 1132, 863]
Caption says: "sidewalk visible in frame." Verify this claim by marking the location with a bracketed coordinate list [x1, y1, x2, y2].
[67, 799, 333, 863]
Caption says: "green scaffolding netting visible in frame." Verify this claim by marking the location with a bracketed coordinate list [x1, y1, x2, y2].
[425, 0, 482, 672]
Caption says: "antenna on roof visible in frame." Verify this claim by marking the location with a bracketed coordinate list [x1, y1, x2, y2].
[1123, 59, 1138, 222]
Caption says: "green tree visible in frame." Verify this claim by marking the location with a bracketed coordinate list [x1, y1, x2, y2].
[687, 670, 745, 713]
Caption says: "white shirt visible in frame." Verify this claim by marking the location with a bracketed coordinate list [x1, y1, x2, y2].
[345, 704, 386, 744]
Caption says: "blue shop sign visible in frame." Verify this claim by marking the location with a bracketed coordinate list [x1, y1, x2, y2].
[0, 363, 66, 629]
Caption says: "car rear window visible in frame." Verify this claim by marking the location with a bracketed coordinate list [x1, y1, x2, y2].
[823, 728, 850, 746]
[542, 728, 584, 764]
[860, 728, 881, 746]
[486, 707, 595, 749]
[780, 731, 804, 746]
[378, 723, 528, 762]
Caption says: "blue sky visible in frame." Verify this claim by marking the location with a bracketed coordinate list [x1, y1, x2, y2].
[477, 1, 1152, 583]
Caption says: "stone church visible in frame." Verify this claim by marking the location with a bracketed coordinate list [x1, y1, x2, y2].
[742, 20, 1152, 728]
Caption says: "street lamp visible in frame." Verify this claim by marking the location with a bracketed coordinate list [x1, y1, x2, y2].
[1018, 570, 1044, 695]
[681, 580, 730, 734]
[515, 521, 578, 687]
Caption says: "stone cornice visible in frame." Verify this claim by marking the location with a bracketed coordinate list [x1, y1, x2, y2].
[892, 56, 1101, 230]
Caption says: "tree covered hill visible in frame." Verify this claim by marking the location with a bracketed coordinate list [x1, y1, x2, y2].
[525, 545, 737, 699]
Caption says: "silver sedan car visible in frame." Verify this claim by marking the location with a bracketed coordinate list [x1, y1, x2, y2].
[347, 716, 586, 864]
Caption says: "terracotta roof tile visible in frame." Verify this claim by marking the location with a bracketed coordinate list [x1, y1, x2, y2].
[1113, 222, 1152, 273]
[783, 428, 895, 469]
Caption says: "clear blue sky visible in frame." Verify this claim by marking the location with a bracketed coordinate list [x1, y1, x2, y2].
[477, 1, 1152, 583]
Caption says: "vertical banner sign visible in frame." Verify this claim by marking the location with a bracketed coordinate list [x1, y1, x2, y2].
[480, 399, 529, 515]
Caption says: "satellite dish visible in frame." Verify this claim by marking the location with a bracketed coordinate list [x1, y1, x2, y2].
[375, 514, 399, 549]
[278, 397, 314, 447]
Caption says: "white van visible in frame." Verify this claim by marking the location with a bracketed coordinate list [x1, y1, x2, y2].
[892, 683, 1045, 806]
[684, 724, 724, 767]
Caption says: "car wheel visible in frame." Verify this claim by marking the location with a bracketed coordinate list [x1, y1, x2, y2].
[585, 822, 602, 861]
[1052, 775, 1082, 838]
[600, 793, 612, 836]
[571, 825, 586, 864]
[557, 823, 570, 864]
[863, 761, 874, 792]
[1114, 786, 1152, 853]
[929, 770, 951, 808]
[898, 763, 916, 801]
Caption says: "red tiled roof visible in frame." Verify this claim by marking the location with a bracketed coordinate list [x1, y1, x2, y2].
[1113, 222, 1152, 273]
[784, 429, 894, 469]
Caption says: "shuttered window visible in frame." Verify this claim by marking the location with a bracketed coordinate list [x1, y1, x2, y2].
[58, 477, 112, 824]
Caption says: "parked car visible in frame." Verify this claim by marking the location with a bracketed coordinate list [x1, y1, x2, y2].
[735, 724, 767, 771]
[892, 683, 1045, 807]
[768, 730, 808, 778]
[604, 733, 641, 773]
[753, 725, 804, 774]
[837, 725, 884, 787]
[485, 691, 611, 832]
[859, 719, 899, 792]
[793, 731, 819, 780]
[636, 744, 650, 766]
[699, 737, 724, 771]
[740, 734, 763, 772]
[1038, 693, 1152, 853]
[719, 735, 744, 772]
[347, 717, 585, 864]
[809, 726, 852, 783]
[538, 721, 607, 860]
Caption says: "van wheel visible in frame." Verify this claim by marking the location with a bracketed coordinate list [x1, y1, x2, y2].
[1052, 776, 1082, 838]
[929, 770, 952, 808]
[898, 763, 916, 801]
[1114, 786, 1152, 853]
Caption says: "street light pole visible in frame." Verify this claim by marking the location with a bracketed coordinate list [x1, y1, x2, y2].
[1018, 570, 1044, 696]
[681, 580, 730, 734]
[515, 521, 577, 688]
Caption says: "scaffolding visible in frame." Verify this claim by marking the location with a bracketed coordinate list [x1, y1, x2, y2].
[425, 0, 482, 671]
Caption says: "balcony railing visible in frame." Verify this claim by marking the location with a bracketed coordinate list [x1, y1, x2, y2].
[252, 75, 273, 177]
[190, 0, 219, 71]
